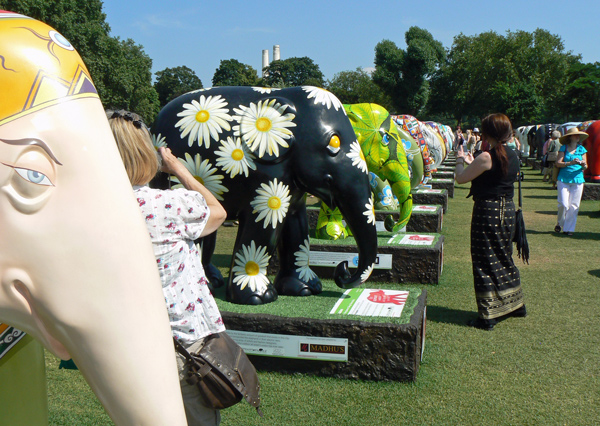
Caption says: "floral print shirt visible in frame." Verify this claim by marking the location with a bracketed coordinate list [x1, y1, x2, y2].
[134, 185, 225, 345]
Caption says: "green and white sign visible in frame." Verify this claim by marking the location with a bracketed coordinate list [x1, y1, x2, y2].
[331, 288, 409, 318]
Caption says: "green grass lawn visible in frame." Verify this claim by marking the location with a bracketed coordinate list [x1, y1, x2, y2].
[46, 167, 600, 425]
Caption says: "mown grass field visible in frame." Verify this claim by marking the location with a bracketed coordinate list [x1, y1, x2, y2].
[46, 166, 600, 425]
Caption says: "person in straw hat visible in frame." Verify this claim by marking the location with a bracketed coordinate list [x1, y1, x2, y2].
[554, 127, 589, 236]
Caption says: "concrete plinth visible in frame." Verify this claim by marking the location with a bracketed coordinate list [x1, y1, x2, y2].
[582, 182, 600, 200]
[221, 289, 427, 382]
[429, 178, 454, 198]
[411, 188, 448, 212]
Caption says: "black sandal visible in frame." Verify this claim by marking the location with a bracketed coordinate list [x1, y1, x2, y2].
[467, 318, 496, 331]
[554, 225, 561, 233]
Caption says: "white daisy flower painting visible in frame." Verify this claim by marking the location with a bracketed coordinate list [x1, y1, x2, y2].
[151, 133, 167, 150]
[233, 99, 296, 158]
[294, 238, 318, 282]
[302, 86, 345, 114]
[252, 87, 280, 94]
[363, 197, 376, 226]
[232, 241, 271, 292]
[214, 136, 257, 178]
[250, 178, 291, 229]
[175, 94, 233, 148]
[170, 153, 229, 200]
[347, 141, 368, 174]
[360, 263, 375, 283]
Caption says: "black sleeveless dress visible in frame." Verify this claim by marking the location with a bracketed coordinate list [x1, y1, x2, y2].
[469, 146, 524, 320]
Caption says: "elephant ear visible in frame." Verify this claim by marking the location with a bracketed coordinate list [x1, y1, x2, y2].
[232, 96, 297, 163]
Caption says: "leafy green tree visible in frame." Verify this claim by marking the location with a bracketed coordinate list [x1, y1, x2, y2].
[372, 27, 445, 116]
[212, 59, 258, 87]
[0, 0, 160, 124]
[428, 29, 579, 126]
[262, 57, 325, 88]
[327, 68, 392, 110]
[559, 62, 600, 121]
[155, 66, 203, 107]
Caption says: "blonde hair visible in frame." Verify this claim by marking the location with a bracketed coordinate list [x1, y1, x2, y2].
[107, 110, 159, 186]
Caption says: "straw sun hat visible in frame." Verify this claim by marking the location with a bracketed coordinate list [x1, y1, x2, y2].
[559, 127, 589, 145]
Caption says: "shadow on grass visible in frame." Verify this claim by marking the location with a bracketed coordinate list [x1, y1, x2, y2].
[580, 210, 600, 219]
[535, 210, 559, 215]
[525, 194, 557, 200]
[211, 253, 232, 267]
[426, 305, 474, 327]
[589, 269, 600, 279]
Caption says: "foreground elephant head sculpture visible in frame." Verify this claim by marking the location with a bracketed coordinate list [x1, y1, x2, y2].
[153, 86, 378, 304]
[0, 12, 187, 425]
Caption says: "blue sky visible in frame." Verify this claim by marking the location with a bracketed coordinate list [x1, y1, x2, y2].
[102, 0, 600, 87]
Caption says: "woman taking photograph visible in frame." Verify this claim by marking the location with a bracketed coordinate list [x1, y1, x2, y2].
[108, 110, 227, 426]
[455, 113, 526, 330]
[554, 127, 588, 236]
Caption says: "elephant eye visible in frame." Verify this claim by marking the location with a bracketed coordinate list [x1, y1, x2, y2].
[14, 167, 54, 186]
[382, 134, 390, 146]
[327, 135, 341, 155]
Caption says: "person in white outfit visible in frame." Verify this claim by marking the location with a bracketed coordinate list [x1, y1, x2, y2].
[554, 127, 588, 236]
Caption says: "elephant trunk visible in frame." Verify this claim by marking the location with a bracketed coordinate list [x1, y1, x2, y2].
[331, 179, 378, 289]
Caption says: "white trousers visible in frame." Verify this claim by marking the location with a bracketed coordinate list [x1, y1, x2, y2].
[557, 181, 584, 233]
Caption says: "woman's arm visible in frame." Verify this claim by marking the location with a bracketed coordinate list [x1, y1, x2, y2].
[556, 150, 569, 168]
[159, 147, 226, 236]
[455, 150, 492, 184]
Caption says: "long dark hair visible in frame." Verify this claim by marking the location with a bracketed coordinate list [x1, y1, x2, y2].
[481, 113, 513, 176]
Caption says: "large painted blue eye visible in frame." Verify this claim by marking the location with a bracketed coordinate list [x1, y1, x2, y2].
[14, 168, 54, 186]
[49, 30, 74, 51]
[382, 134, 390, 146]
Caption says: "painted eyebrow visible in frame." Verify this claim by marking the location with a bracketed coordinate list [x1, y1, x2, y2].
[0, 138, 62, 165]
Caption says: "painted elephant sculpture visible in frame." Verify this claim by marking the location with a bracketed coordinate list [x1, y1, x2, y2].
[395, 124, 424, 188]
[393, 115, 432, 183]
[152, 86, 378, 305]
[420, 122, 444, 170]
[343, 103, 412, 231]
[516, 126, 532, 156]
[583, 120, 600, 182]
[0, 12, 187, 425]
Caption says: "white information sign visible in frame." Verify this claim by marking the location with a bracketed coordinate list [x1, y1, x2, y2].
[412, 205, 438, 212]
[330, 288, 409, 318]
[310, 251, 393, 269]
[416, 189, 443, 194]
[387, 234, 435, 246]
[226, 330, 348, 362]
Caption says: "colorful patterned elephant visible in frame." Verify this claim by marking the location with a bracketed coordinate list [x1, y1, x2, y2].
[152, 86, 378, 305]
[394, 114, 433, 182]
[582, 120, 600, 182]
[343, 103, 412, 231]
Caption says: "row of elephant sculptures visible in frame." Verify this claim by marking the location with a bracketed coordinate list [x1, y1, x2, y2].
[151, 89, 453, 306]
[516, 121, 600, 182]
[1, 12, 458, 424]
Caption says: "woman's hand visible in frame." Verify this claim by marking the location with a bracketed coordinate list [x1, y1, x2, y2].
[158, 147, 185, 176]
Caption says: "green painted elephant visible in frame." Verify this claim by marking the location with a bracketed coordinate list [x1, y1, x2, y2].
[316, 103, 412, 235]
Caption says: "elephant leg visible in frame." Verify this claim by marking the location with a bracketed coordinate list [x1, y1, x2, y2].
[274, 202, 322, 296]
[199, 232, 224, 292]
[226, 210, 278, 305]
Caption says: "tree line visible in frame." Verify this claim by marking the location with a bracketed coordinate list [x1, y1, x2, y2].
[3, 1, 598, 128]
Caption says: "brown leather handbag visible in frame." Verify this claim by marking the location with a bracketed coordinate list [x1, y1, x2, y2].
[173, 332, 262, 416]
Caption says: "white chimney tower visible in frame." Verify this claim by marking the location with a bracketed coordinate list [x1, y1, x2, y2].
[262, 49, 269, 77]
[273, 45, 280, 61]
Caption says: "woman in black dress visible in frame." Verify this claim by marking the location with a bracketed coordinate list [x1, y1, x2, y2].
[455, 113, 526, 330]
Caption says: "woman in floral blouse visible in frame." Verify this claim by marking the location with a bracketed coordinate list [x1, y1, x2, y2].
[108, 110, 227, 426]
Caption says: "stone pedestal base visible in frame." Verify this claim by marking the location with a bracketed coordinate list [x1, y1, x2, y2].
[432, 171, 454, 179]
[306, 205, 442, 234]
[583, 182, 600, 200]
[411, 188, 448, 212]
[429, 178, 454, 198]
[221, 289, 427, 382]
[288, 233, 443, 285]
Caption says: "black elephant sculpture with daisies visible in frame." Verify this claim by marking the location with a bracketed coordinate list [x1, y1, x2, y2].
[153, 86, 378, 305]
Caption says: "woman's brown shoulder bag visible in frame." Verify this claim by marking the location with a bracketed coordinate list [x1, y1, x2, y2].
[173, 332, 262, 416]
